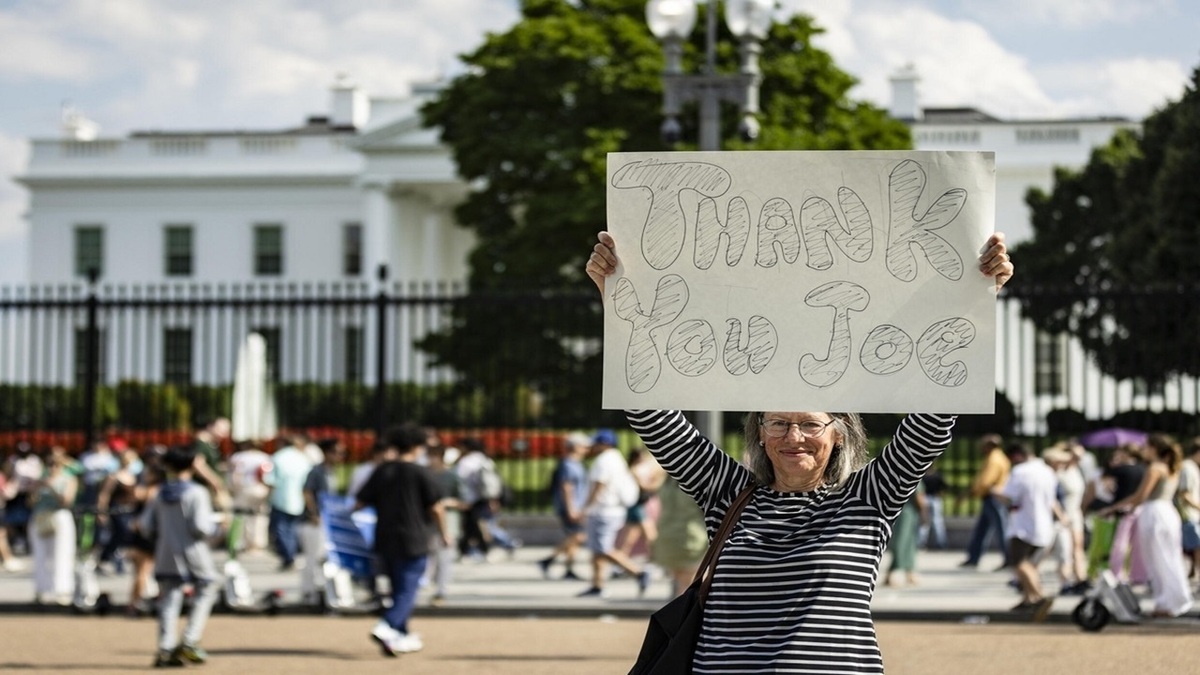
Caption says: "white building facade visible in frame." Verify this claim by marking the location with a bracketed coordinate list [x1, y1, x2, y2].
[18, 81, 472, 287]
[10, 73, 1192, 434]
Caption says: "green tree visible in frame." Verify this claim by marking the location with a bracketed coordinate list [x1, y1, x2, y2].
[420, 0, 911, 425]
[1010, 64, 1200, 383]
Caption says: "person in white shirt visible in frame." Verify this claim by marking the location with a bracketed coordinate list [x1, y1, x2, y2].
[578, 429, 650, 599]
[226, 441, 272, 552]
[997, 442, 1062, 621]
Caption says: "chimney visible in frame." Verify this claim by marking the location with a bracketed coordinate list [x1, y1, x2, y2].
[330, 73, 369, 129]
[61, 103, 100, 140]
[889, 63, 921, 121]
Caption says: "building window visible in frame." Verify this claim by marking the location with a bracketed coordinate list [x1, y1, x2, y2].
[75, 226, 104, 278]
[251, 327, 282, 381]
[1015, 127, 1080, 144]
[344, 326, 364, 383]
[254, 224, 284, 276]
[164, 225, 193, 277]
[74, 328, 106, 385]
[343, 223, 363, 277]
[1033, 331, 1066, 396]
[164, 328, 193, 385]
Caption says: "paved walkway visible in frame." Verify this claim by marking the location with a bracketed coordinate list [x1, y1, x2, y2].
[1, 545, 1175, 625]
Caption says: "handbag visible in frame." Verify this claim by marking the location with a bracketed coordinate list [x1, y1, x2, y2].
[33, 510, 56, 537]
[629, 483, 757, 675]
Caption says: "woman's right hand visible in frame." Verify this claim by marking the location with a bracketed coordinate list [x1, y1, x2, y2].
[585, 231, 619, 296]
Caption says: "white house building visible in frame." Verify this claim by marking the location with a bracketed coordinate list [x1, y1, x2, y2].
[17, 79, 473, 287]
[891, 64, 1140, 244]
[10, 71, 1193, 433]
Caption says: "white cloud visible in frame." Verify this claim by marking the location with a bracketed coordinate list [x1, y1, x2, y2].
[0, 133, 30, 282]
[966, 0, 1177, 29]
[0, 14, 95, 81]
[1038, 57, 1190, 119]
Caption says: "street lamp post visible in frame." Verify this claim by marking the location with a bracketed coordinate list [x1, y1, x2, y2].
[645, 0, 774, 444]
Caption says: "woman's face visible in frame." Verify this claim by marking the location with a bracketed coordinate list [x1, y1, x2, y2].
[758, 412, 841, 488]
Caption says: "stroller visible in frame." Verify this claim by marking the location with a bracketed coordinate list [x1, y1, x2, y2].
[1071, 569, 1141, 631]
[317, 494, 380, 614]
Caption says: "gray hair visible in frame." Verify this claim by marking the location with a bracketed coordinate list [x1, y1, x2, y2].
[741, 412, 869, 490]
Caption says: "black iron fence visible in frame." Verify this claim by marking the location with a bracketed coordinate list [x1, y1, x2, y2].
[1, 279, 1197, 513]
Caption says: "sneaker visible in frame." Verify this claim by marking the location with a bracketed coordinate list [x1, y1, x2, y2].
[2, 559, 24, 572]
[393, 632, 424, 653]
[537, 558, 553, 579]
[637, 570, 652, 597]
[561, 569, 582, 581]
[430, 594, 446, 607]
[371, 620, 401, 657]
[1032, 597, 1055, 623]
[153, 649, 184, 668]
[1010, 599, 1036, 612]
[577, 586, 608, 598]
[173, 643, 207, 664]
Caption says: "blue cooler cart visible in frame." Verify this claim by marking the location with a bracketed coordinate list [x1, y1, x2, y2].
[318, 494, 379, 613]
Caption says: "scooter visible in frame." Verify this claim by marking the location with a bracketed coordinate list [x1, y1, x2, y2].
[1071, 569, 1141, 631]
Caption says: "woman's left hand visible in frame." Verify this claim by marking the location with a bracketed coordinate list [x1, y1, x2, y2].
[979, 233, 1014, 291]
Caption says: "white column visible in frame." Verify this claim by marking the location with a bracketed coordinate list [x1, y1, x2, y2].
[360, 180, 393, 283]
[422, 212, 441, 281]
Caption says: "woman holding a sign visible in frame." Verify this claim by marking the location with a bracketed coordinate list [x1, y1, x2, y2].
[586, 230, 1013, 673]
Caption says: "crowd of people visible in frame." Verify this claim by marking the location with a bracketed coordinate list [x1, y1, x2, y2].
[952, 432, 1199, 621]
[4, 410, 1200, 668]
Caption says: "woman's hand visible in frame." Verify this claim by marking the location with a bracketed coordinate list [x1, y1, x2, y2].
[979, 233, 1014, 291]
[589, 229, 1014, 294]
[585, 231, 619, 296]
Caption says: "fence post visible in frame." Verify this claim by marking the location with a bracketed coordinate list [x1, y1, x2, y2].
[83, 268, 100, 450]
[373, 264, 389, 440]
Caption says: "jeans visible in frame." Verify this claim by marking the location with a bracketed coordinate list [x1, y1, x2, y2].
[964, 495, 1010, 565]
[919, 495, 948, 549]
[269, 508, 302, 566]
[383, 555, 428, 635]
[157, 577, 218, 651]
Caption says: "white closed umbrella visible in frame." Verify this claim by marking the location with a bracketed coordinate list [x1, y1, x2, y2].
[231, 332, 278, 443]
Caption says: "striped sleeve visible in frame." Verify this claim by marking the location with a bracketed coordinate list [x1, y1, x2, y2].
[624, 409, 752, 516]
[852, 413, 956, 521]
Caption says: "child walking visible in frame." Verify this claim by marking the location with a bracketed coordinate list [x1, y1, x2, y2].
[139, 445, 220, 668]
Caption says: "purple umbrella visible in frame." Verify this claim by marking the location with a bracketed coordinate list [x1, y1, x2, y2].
[1077, 427, 1148, 449]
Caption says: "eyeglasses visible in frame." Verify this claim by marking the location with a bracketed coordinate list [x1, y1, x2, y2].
[759, 417, 837, 439]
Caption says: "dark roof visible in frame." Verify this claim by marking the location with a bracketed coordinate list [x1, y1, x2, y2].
[130, 115, 359, 138]
[916, 106, 1133, 125]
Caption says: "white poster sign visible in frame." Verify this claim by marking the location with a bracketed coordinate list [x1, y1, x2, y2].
[602, 150, 997, 414]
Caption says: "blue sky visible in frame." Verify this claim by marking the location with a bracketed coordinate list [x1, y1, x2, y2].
[0, 0, 1196, 282]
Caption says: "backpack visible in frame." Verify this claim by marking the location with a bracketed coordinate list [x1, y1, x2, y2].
[614, 470, 640, 508]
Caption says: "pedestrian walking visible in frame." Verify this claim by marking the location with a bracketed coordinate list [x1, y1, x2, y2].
[355, 423, 450, 656]
[140, 445, 219, 668]
[996, 442, 1061, 621]
[264, 435, 312, 571]
[960, 434, 1012, 569]
[30, 446, 77, 605]
[578, 428, 650, 599]
[538, 432, 591, 581]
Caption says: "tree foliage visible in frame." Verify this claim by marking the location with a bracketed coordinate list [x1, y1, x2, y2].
[419, 0, 911, 424]
[1010, 64, 1200, 383]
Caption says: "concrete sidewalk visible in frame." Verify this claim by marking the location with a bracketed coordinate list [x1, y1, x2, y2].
[0, 545, 1121, 624]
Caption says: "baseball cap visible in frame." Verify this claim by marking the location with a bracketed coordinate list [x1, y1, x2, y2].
[565, 432, 593, 448]
[592, 428, 617, 447]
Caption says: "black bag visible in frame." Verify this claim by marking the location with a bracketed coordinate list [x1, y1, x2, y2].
[628, 484, 756, 675]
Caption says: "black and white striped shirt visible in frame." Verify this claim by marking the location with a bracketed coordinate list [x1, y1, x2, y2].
[626, 410, 956, 674]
